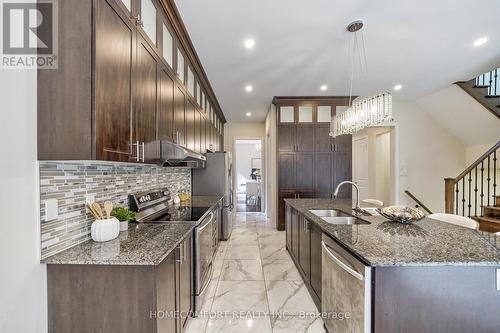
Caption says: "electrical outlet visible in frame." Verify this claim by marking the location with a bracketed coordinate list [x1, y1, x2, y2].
[45, 199, 58, 221]
[86, 194, 95, 205]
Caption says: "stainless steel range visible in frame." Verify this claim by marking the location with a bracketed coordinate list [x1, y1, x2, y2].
[128, 188, 217, 313]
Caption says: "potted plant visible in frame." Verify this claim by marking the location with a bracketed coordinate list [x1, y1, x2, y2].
[111, 207, 136, 232]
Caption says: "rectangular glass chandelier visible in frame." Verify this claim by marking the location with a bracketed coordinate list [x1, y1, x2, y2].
[330, 92, 393, 137]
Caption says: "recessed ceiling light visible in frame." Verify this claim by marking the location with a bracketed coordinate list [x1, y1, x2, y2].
[244, 38, 255, 49]
[393, 84, 402, 91]
[245, 85, 253, 92]
[320, 85, 328, 91]
[246, 112, 252, 117]
[473, 37, 488, 47]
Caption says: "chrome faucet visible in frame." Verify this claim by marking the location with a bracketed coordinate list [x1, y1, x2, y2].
[333, 181, 363, 215]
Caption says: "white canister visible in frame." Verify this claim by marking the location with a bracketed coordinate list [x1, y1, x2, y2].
[119, 220, 129, 232]
[91, 217, 120, 242]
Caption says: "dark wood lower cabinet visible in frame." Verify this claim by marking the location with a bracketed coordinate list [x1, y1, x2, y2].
[47, 233, 193, 333]
[298, 216, 310, 281]
[309, 222, 322, 302]
[285, 203, 321, 309]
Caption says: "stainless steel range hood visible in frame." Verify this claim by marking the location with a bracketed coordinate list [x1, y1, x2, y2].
[159, 140, 206, 168]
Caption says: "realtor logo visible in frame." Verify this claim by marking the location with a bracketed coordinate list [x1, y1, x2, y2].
[1, 0, 58, 69]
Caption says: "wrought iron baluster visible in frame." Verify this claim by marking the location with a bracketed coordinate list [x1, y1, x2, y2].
[468, 171, 472, 217]
[474, 166, 478, 217]
[494, 149, 497, 200]
[462, 177, 466, 216]
[487, 155, 491, 207]
[455, 182, 459, 214]
[480, 161, 484, 216]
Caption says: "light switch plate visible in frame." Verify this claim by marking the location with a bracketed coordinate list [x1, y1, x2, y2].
[45, 199, 58, 221]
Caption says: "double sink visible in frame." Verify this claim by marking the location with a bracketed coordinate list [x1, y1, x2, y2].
[309, 209, 371, 225]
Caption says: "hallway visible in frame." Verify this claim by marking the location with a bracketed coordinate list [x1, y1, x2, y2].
[186, 212, 325, 333]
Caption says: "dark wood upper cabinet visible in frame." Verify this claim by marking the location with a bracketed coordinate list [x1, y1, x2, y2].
[174, 86, 186, 146]
[158, 66, 174, 142]
[334, 134, 352, 152]
[200, 117, 206, 153]
[185, 100, 195, 151]
[95, 0, 134, 162]
[295, 153, 314, 191]
[315, 125, 332, 152]
[333, 151, 353, 198]
[296, 126, 314, 152]
[315, 152, 333, 195]
[37, 0, 225, 161]
[279, 153, 296, 190]
[194, 110, 201, 153]
[278, 125, 296, 152]
[134, 33, 159, 163]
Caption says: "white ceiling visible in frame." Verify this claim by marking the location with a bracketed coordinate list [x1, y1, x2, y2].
[175, 0, 500, 122]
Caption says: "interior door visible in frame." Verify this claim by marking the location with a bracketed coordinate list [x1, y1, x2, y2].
[134, 31, 159, 163]
[353, 136, 369, 201]
[95, 0, 134, 162]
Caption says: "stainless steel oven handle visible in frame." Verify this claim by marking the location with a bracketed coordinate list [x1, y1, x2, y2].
[199, 263, 214, 296]
[321, 241, 364, 281]
[198, 212, 215, 232]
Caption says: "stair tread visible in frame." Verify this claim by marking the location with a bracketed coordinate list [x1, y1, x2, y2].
[477, 216, 500, 223]
[485, 95, 500, 98]
[474, 85, 490, 88]
[484, 206, 500, 210]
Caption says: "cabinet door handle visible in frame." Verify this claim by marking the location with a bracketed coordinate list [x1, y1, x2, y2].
[183, 241, 187, 263]
[297, 193, 300, 199]
[176, 242, 183, 263]
[141, 142, 145, 162]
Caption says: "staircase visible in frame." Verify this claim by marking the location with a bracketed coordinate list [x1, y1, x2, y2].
[444, 141, 500, 233]
[478, 196, 500, 233]
[456, 68, 500, 119]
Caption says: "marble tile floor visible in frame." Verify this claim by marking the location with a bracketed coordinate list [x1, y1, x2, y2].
[185, 212, 325, 333]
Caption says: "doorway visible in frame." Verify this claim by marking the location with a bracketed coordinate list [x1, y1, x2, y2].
[352, 127, 396, 206]
[234, 139, 263, 212]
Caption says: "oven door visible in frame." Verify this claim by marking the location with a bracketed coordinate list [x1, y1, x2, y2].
[195, 211, 214, 295]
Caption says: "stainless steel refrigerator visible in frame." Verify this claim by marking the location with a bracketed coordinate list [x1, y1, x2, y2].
[192, 152, 234, 240]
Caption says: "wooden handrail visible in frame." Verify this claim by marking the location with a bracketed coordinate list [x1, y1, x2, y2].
[404, 191, 433, 214]
[453, 141, 500, 182]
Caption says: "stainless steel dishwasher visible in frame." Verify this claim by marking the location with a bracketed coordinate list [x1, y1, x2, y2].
[321, 234, 372, 333]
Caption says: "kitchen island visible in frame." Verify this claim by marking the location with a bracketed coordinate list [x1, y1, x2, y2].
[284, 198, 500, 333]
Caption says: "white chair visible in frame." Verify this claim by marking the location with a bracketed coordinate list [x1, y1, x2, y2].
[246, 181, 260, 205]
[362, 199, 384, 207]
[428, 213, 479, 230]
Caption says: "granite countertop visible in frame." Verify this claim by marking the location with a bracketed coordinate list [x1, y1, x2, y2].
[42, 196, 223, 266]
[41, 223, 195, 266]
[285, 198, 500, 267]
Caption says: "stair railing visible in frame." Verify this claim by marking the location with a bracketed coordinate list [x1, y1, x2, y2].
[475, 68, 499, 97]
[404, 190, 433, 214]
[444, 141, 499, 217]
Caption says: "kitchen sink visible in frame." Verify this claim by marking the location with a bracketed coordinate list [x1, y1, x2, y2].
[309, 209, 370, 225]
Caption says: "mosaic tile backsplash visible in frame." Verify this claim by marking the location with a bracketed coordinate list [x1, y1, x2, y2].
[39, 161, 191, 259]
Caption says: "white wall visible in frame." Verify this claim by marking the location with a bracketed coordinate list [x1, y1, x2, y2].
[393, 101, 466, 213]
[265, 105, 277, 225]
[0, 71, 47, 331]
[466, 143, 498, 165]
[416, 85, 499, 146]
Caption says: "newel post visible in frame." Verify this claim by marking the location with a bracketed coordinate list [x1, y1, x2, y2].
[444, 178, 455, 214]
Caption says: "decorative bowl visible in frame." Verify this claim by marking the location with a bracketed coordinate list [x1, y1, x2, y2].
[378, 206, 425, 224]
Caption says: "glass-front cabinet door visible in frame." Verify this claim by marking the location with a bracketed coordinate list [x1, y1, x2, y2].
[187, 66, 195, 96]
[177, 48, 185, 83]
[140, 0, 157, 45]
[317, 106, 332, 123]
[120, 0, 131, 12]
[280, 106, 295, 123]
[298, 106, 313, 123]
[162, 23, 173, 68]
